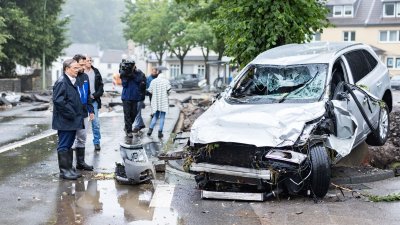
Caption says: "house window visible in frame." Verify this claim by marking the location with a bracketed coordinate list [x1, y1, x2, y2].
[344, 5, 353, 16]
[383, 2, 400, 17]
[396, 58, 400, 68]
[333, 6, 343, 17]
[387, 57, 394, 68]
[343, 31, 355, 41]
[379, 30, 400, 42]
[197, 65, 205, 76]
[397, 3, 400, 17]
[333, 5, 353, 17]
[170, 64, 180, 78]
[107, 63, 111, 69]
[384, 3, 395, 17]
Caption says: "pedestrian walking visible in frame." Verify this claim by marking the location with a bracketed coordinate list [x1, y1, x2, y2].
[132, 71, 147, 133]
[84, 55, 104, 151]
[52, 59, 84, 180]
[146, 72, 171, 138]
[72, 54, 94, 171]
[120, 59, 146, 138]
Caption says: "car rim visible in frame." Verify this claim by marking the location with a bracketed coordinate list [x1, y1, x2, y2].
[379, 108, 388, 140]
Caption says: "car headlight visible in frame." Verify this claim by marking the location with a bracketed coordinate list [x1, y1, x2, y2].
[129, 149, 148, 163]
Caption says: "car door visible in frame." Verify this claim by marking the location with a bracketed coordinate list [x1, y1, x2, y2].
[342, 50, 381, 139]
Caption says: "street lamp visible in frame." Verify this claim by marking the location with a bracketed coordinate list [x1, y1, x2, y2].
[42, 0, 47, 90]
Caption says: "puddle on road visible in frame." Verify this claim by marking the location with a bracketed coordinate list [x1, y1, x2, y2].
[52, 177, 183, 225]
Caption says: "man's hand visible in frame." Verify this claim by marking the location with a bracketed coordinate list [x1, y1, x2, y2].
[89, 113, 95, 121]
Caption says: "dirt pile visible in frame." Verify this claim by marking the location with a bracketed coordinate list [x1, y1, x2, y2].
[180, 98, 212, 132]
[368, 111, 400, 169]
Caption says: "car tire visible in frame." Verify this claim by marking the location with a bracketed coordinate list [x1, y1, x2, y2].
[366, 103, 390, 146]
[178, 84, 183, 89]
[310, 145, 331, 198]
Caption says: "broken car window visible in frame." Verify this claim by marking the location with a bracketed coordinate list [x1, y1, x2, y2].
[230, 64, 328, 103]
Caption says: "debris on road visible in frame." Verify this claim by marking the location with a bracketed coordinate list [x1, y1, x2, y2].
[369, 111, 400, 169]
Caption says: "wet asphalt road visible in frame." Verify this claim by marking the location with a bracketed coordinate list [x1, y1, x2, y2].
[0, 91, 400, 225]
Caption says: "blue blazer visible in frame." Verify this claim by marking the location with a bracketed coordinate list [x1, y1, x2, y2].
[52, 74, 84, 131]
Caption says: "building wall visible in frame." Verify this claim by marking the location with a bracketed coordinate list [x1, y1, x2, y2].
[321, 26, 400, 75]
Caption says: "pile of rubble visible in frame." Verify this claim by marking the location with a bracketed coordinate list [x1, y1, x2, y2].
[0, 91, 51, 110]
[369, 111, 400, 169]
[179, 97, 213, 132]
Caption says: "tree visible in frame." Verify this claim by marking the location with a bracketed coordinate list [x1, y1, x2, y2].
[122, 0, 198, 73]
[0, 15, 10, 59]
[122, 0, 171, 66]
[62, 0, 126, 50]
[179, 0, 330, 66]
[0, 0, 69, 77]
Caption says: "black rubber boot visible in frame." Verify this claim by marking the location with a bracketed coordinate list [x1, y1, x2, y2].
[158, 131, 163, 138]
[58, 150, 79, 180]
[76, 147, 94, 171]
[69, 149, 82, 178]
[147, 128, 153, 136]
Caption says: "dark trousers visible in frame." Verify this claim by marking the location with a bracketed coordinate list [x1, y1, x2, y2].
[122, 100, 138, 132]
[57, 130, 77, 152]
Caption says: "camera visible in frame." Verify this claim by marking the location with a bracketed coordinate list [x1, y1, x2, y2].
[119, 59, 136, 73]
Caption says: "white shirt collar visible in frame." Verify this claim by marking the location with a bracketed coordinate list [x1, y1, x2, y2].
[65, 73, 76, 85]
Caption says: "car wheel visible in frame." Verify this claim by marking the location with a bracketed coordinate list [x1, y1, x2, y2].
[366, 103, 390, 146]
[178, 84, 183, 89]
[310, 145, 331, 198]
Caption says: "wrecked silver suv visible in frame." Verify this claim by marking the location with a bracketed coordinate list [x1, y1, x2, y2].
[187, 42, 392, 198]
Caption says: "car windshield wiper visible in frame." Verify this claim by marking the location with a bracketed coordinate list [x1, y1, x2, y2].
[278, 71, 319, 103]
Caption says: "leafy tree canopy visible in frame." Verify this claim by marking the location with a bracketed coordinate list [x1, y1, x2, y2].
[0, 0, 68, 77]
[178, 0, 330, 66]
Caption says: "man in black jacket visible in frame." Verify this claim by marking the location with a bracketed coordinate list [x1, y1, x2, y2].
[84, 56, 104, 151]
[52, 59, 84, 180]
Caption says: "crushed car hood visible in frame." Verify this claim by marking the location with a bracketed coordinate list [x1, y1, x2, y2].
[190, 99, 326, 147]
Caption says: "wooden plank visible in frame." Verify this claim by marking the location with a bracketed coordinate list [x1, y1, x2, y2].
[201, 190, 264, 201]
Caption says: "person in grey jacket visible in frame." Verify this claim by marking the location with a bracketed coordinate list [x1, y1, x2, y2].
[52, 59, 84, 180]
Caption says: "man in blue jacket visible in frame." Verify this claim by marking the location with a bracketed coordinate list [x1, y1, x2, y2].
[52, 59, 84, 180]
[72, 54, 94, 171]
[119, 60, 146, 138]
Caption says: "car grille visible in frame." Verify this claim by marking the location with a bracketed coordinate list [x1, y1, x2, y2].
[196, 142, 261, 168]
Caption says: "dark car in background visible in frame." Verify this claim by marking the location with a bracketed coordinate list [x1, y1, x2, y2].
[170, 73, 205, 89]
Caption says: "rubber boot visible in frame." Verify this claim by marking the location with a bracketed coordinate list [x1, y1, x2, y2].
[76, 147, 94, 171]
[58, 150, 79, 180]
[147, 128, 153, 136]
[158, 131, 163, 138]
[69, 149, 82, 178]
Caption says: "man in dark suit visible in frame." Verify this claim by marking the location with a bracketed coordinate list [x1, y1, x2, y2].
[52, 59, 84, 180]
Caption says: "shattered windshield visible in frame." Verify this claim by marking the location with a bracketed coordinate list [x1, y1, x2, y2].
[228, 64, 328, 104]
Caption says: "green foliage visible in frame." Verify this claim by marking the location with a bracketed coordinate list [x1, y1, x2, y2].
[0, 0, 68, 77]
[0, 15, 10, 59]
[122, 0, 172, 65]
[179, 0, 330, 66]
[122, 0, 202, 73]
[366, 193, 400, 202]
[62, 0, 125, 49]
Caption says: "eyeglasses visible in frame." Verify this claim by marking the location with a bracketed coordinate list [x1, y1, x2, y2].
[87, 60, 92, 62]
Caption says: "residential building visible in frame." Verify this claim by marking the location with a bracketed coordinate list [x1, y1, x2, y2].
[50, 43, 101, 84]
[320, 0, 400, 76]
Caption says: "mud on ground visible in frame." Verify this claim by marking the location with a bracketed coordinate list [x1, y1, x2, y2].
[369, 111, 400, 169]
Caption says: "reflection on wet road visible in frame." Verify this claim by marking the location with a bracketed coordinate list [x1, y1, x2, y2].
[53, 177, 182, 225]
